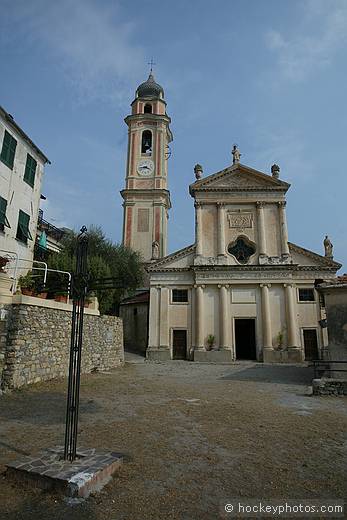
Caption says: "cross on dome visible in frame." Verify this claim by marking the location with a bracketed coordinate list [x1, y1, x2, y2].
[148, 58, 156, 73]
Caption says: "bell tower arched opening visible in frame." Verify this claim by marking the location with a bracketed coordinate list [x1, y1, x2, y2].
[141, 130, 152, 155]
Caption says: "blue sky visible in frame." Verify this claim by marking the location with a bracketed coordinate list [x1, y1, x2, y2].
[1, 0, 346, 270]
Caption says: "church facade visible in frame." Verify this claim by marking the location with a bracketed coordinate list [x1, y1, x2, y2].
[120, 73, 341, 363]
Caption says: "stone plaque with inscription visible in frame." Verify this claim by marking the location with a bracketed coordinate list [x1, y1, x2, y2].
[227, 212, 253, 229]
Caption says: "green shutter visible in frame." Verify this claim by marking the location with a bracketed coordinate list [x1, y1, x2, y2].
[0, 197, 6, 226]
[0, 196, 10, 229]
[0, 130, 17, 169]
[24, 154, 37, 187]
[16, 210, 32, 243]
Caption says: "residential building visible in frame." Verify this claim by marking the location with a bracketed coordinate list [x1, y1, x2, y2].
[0, 106, 50, 277]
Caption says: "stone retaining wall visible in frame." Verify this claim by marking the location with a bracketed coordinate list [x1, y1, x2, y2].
[0, 303, 124, 391]
[312, 378, 347, 396]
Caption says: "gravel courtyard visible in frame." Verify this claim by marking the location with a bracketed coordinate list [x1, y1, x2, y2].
[0, 358, 346, 519]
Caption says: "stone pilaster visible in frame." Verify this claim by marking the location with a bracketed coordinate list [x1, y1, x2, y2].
[148, 286, 160, 348]
[195, 202, 203, 257]
[284, 283, 301, 354]
[256, 201, 267, 261]
[260, 284, 273, 356]
[194, 284, 205, 349]
[218, 284, 230, 348]
[217, 203, 226, 257]
[278, 201, 290, 259]
[159, 286, 170, 350]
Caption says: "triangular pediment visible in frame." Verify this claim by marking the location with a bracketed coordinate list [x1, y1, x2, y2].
[289, 242, 341, 269]
[190, 163, 290, 194]
[147, 244, 195, 271]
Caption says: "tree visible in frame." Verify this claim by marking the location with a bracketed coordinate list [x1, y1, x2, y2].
[46, 227, 144, 315]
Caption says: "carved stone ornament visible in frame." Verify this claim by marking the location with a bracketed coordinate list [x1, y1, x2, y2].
[227, 211, 253, 230]
[194, 164, 203, 180]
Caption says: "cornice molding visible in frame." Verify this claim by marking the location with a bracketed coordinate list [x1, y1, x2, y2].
[146, 244, 196, 271]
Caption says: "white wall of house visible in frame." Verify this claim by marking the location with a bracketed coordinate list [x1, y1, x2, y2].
[0, 108, 49, 278]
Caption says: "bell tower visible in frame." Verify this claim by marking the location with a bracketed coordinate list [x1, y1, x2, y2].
[121, 71, 172, 261]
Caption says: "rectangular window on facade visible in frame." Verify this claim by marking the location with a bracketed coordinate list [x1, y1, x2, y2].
[137, 208, 149, 232]
[24, 154, 37, 187]
[0, 196, 11, 231]
[298, 288, 315, 302]
[172, 289, 188, 303]
[16, 210, 33, 244]
[0, 130, 17, 169]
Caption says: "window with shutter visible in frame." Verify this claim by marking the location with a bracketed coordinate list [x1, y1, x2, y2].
[16, 210, 33, 243]
[0, 196, 11, 231]
[24, 154, 37, 187]
[0, 130, 17, 169]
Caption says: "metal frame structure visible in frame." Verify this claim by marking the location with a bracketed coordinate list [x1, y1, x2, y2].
[64, 227, 89, 461]
[62, 226, 128, 462]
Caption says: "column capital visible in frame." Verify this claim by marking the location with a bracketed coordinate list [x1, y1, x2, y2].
[216, 202, 225, 208]
[283, 283, 295, 288]
[278, 201, 287, 208]
[218, 284, 230, 289]
[194, 284, 205, 289]
[256, 201, 265, 208]
[260, 283, 271, 288]
[194, 201, 203, 209]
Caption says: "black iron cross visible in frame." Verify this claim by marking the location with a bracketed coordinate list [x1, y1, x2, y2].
[148, 58, 156, 72]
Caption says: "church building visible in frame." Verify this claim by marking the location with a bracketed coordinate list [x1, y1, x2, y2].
[120, 72, 341, 363]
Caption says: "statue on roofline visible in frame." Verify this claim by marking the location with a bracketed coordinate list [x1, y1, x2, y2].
[232, 144, 241, 165]
[324, 235, 333, 259]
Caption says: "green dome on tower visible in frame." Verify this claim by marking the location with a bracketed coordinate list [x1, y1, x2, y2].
[136, 73, 164, 99]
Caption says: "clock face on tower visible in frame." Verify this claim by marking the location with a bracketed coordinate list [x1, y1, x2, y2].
[137, 159, 154, 176]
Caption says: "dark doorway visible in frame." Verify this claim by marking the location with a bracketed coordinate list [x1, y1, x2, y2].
[172, 330, 187, 360]
[303, 329, 318, 360]
[235, 319, 256, 360]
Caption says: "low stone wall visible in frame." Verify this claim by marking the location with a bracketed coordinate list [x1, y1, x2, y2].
[0, 302, 124, 391]
[312, 378, 347, 396]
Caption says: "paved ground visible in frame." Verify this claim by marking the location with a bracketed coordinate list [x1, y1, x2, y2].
[0, 360, 346, 519]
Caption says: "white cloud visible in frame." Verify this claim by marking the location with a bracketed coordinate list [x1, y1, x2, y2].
[1, 0, 145, 104]
[265, 0, 347, 82]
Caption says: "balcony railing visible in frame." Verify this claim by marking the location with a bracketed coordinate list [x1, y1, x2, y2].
[38, 210, 65, 241]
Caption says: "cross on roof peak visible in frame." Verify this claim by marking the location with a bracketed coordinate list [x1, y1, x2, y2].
[148, 58, 156, 73]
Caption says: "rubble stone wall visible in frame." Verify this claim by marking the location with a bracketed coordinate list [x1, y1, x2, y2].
[312, 378, 347, 396]
[0, 303, 124, 391]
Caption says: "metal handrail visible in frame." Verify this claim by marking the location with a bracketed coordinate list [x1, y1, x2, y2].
[0, 249, 71, 300]
[9, 266, 71, 303]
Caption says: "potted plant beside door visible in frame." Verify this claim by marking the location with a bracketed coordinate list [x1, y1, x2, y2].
[206, 334, 215, 351]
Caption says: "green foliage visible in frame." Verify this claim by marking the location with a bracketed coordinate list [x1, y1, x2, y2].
[18, 271, 36, 291]
[18, 270, 46, 294]
[46, 226, 144, 315]
[206, 334, 215, 349]
[276, 330, 285, 349]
